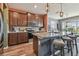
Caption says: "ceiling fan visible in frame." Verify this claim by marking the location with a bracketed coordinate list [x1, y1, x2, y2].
[56, 3, 64, 17]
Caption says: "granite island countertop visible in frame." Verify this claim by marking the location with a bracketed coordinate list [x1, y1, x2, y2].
[33, 32, 62, 56]
[33, 32, 64, 40]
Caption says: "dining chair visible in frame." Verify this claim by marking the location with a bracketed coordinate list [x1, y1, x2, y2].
[62, 36, 73, 56]
[68, 34, 78, 56]
[52, 39, 65, 56]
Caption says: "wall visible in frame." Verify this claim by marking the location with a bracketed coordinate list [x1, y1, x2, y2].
[48, 17, 58, 32]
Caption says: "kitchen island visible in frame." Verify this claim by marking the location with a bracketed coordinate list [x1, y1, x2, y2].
[33, 32, 63, 56]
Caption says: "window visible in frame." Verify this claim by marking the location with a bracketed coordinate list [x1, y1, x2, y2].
[62, 20, 79, 34]
[48, 18, 58, 32]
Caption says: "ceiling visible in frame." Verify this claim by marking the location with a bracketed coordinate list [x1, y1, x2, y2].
[8, 3, 79, 19]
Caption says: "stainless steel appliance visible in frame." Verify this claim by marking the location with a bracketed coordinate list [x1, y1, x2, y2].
[0, 9, 3, 55]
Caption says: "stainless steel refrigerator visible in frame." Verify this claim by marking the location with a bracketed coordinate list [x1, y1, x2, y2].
[0, 9, 3, 55]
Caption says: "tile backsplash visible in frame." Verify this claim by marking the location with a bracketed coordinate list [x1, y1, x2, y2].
[11, 26, 45, 32]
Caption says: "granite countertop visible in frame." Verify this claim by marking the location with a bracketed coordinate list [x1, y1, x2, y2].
[33, 32, 63, 40]
[8, 30, 46, 33]
[33, 32, 49, 39]
[8, 31, 27, 33]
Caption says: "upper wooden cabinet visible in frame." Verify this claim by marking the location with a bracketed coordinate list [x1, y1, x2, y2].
[9, 10, 27, 26]
[28, 13, 35, 21]
[9, 11, 17, 26]
[18, 13, 27, 26]
[27, 13, 44, 27]
[8, 8, 48, 31]
[28, 13, 44, 22]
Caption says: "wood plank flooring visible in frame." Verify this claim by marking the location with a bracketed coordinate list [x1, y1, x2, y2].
[2, 42, 35, 56]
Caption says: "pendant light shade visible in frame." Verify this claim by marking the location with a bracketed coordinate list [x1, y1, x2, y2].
[60, 11, 64, 17]
[60, 3, 64, 17]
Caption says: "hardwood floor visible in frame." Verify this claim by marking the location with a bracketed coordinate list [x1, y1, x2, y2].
[2, 42, 35, 56]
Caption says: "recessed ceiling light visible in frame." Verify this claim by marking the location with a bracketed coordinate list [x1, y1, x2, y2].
[34, 5, 37, 8]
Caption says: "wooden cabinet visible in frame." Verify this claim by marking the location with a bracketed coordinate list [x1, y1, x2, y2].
[9, 11, 17, 26]
[9, 11, 18, 31]
[17, 33, 28, 44]
[8, 32, 28, 46]
[18, 13, 27, 26]
[9, 9, 46, 31]
[9, 10, 28, 26]
[8, 33, 17, 46]
[9, 10, 28, 31]
[28, 13, 44, 27]
[33, 35, 38, 56]
[28, 13, 35, 22]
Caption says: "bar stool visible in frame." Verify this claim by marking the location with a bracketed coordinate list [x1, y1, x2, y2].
[68, 35, 78, 55]
[62, 36, 73, 56]
[52, 39, 65, 56]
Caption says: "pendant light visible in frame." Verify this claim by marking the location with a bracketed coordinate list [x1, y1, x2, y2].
[60, 3, 64, 17]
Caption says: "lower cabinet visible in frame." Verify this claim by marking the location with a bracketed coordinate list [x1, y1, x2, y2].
[8, 33, 17, 46]
[8, 32, 28, 46]
[18, 33, 28, 44]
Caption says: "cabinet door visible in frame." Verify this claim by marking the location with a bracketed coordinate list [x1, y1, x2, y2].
[22, 14, 27, 26]
[17, 33, 28, 44]
[28, 13, 44, 27]
[8, 33, 17, 46]
[28, 13, 35, 22]
[18, 13, 27, 26]
[9, 11, 13, 25]
[9, 11, 17, 26]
